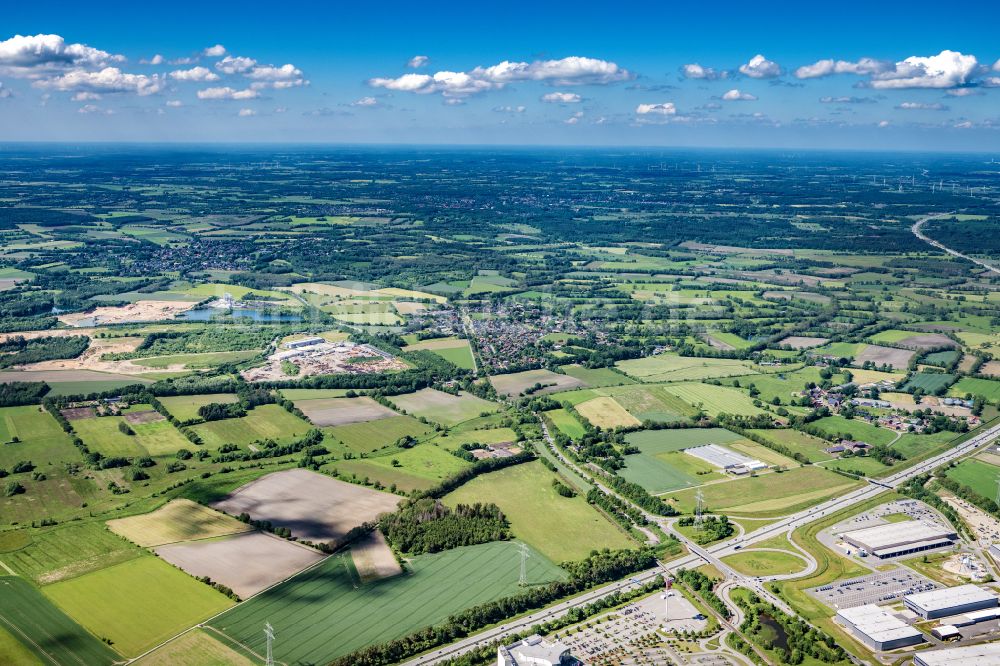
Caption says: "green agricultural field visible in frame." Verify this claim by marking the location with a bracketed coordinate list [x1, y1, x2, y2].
[902, 372, 956, 394]
[189, 404, 313, 448]
[922, 350, 960, 367]
[43, 378, 154, 396]
[72, 411, 192, 457]
[1, 521, 141, 584]
[44, 556, 235, 657]
[0, 576, 120, 664]
[334, 443, 471, 492]
[721, 549, 807, 576]
[403, 337, 475, 369]
[660, 382, 766, 417]
[596, 384, 697, 422]
[432, 426, 520, 451]
[0, 405, 78, 469]
[810, 416, 897, 446]
[821, 456, 890, 477]
[946, 458, 1000, 499]
[0, 626, 42, 666]
[209, 541, 564, 665]
[560, 364, 635, 387]
[723, 368, 827, 404]
[325, 415, 433, 453]
[671, 466, 860, 517]
[748, 429, 833, 463]
[619, 428, 743, 493]
[813, 342, 862, 359]
[157, 393, 240, 422]
[546, 409, 588, 439]
[615, 354, 757, 382]
[445, 461, 633, 562]
[388, 388, 499, 426]
[132, 350, 261, 369]
[950, 377, 1000, 403]
[278, 388, 352, 400]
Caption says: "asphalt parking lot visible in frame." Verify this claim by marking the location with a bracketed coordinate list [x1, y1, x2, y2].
[808, 568, 938, 610]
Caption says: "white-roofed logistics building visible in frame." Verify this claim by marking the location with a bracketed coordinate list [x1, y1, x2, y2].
[683, 444, 766, 473]
[904, 584, 998, 619]
[834, 604, 924, 651]
[913, 643, 1000, 666]
[498, 635, 574, 666]
[840, 520, 957, 559]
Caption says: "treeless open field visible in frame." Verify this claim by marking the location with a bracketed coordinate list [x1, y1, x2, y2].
[58, 300, 196, 327]
[777, 335, 830, 349]
[896, 333, 957, 350]
[981, 361, 1000, 378]
[575, 396, 641, 428]
[211, 468, 401, 543]
[155, 531, 325, 599]
[107, 499, 252, 547]
[490, 368, 588, 397]
[855, 344, 915, 369]
[351, 529, 402, 582]
[389, 387, 499, 425]
[294, 395, 398, 426]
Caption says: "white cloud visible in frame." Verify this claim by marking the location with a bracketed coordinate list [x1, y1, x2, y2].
[196, 86, 259, 100]
[165, 99, 182, 107]
[351, 96, 378, 107]
[896, 101, 947, 110]
[0, 34, 124, 77]
[541, 91, 581, 103]
[34, 67, 164, 96]
[681, 63, 726, 80]
[369, 56, 632, 97]
[982, 77, 1000, 88]
[493, 105, 526, 113]
[407, 55, 429, 68]
[444, 97, 465, 105]
[947, 87, 983, 96]
[739, 54, 781, 79]
[142, 54, 164, 65]
[954, 120, 973, 129]
[77, 103, 112, 115]
[819, 95, 876, 104]
[215, 55, 256, 74]
[993, 59, 1000, 72]
[71, 91, 101, 101]
[0, 83, 10, 99]
[877, 120, 891, 128]
[868, 50, 978, 89]
[237, 107, 256, 116]
[169, 66, 219, 82]
[722, 88, 757, 101]
[635, 102, 676, 115]
[564, 111, 584, 125]
[203, 44, 226, 57]
[246, 63, 305, 89]
[795, 57, 890, 79]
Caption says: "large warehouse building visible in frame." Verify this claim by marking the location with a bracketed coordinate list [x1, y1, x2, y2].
[840, 520, 957, 559]
[835, 604, 924, 651]
[904, 584, 999, 620]
[913, 643, 1000, 666]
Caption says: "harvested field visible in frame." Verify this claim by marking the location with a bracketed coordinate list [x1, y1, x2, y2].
[854, 344, 915, 369]
[777, 336, 830, 349]
[294, 396, 397, 427]
[897, 333, 958, 349]
[132, 628, 256, 666]
[0, 369, 152, 387]
[490, 368, 588, 397]
[107, 499, 252, 547]
[155, 532, 325, 599]
[389, 387, 499, 425]
[350, 529, 402, 582]
[210, 469, 401, 543]
[615, 354, 757, 382]
[60, 406, 96, 420]
[123, 409, 164, 424]
[575, 396, 641, 428]
[982, 361, 1000, 378]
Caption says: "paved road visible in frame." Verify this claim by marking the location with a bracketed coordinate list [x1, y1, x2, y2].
[911, 213, 1000, 275]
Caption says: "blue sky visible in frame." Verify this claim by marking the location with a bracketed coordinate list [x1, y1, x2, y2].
[2, 1, 1000, 150]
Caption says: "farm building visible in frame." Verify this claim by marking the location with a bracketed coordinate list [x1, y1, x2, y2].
[840, 521, 957, 559]
[498, 634, 574, 666]
[683, 444, 766, 473]
[914, 643, 1000, 666]
[904, 584, 998, 620]
[834, 604, 924, 651]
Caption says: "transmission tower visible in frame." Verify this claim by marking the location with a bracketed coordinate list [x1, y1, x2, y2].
[518, 543, 530, 587]
[264, 622, 275, 666]
[695, 490, 705, 526]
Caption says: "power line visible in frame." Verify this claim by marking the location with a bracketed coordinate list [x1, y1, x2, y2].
[264, 622, 275, 666]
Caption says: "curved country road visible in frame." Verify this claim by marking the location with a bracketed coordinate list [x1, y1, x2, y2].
[911, 213, 1000, 275]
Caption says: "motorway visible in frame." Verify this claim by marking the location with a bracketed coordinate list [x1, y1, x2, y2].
[401, 418, 1000, 665]
[911, 212, 1000, 275]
